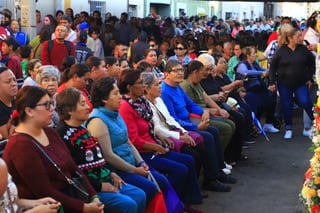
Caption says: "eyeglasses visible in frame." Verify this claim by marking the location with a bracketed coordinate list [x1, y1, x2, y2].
[175, 47, 185, 51]
[150, 44, 156, 47]
[35, 100, 55, 110]
[170, 68, 185, 73]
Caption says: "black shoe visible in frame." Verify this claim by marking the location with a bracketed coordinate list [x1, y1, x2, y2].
[202, 180, 232, 192]
[218, 173, 237, 184]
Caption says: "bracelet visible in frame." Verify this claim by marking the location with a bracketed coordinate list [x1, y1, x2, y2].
[91, 195, 99, 201]
[137, 161, 145, 167]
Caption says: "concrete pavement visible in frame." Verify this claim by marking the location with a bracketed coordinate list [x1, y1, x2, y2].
[197, 109, 311, 213]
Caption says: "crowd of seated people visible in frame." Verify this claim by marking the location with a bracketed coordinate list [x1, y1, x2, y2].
[0, 7, 317, 212]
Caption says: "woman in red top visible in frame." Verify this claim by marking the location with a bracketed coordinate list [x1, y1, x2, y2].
[3, 86, 104, 213]
[57, 63, 93, 112]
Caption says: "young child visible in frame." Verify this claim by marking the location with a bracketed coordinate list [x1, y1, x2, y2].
[1, 37, 23, 84]
[21, 59, 41, 87]
[19, 45, 31, 80]
[90, 27, 104, 57]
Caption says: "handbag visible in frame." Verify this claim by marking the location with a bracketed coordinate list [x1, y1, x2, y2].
[144, 171, 168, 213]
[15, 133, 90, 203]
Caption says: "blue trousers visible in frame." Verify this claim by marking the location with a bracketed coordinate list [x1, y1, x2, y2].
[277, 80, 314, 130]
[245, 86, 276, 124]
[98, 183, 146, 213]
[141, 151, 202, 204]
[116, 169, 168, 203]
[196, 126, 225, 180]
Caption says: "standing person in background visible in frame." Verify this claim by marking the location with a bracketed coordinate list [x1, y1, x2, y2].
[2, 37, 23, 85]
[52, 15, 77, 42]
[114, 43, 129, 60]
[114, 13, 133, 46]
[90, 28, 104, 57]
[36, 10, 44, 34]
[55, 10, 64, 23]
[42, 25, 76, 69]
[270, 27, 315, 139]
[75, 31, 93, 64]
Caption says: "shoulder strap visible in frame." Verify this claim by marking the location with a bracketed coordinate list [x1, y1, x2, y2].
[14, 133, 73, 184]
[64, 40, 71, 55]
[48, 40, 54, 56]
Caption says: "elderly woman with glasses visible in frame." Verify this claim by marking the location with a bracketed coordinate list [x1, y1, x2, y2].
[36, 65, 61, 128]
[118, 69, 204, 212]
[169, 41, 193, 65]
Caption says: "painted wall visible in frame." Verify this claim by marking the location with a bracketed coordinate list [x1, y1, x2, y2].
[221, 1, 264, 21]
[106, 0, 127, 17]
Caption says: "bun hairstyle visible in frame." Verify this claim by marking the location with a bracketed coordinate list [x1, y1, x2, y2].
[11, 86, 48, 126]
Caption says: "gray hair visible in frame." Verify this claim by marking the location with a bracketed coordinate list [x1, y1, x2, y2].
[36, 65, 60, 84]
[197, 53, 215, 66]
[164, 59, 182, 73]
[223, 42, 232, 49]
[141, 72, 157, 88]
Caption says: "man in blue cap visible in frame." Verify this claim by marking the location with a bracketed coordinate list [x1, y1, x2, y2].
[77, 22, 95, 54]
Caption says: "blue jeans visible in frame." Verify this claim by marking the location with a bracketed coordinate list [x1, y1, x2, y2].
[277, 80, 314, 130]
[98, 183, 146, 213]
[196, 126, 225, 180]
[116, 169, 168, 203]
[141, 151, 202, 204]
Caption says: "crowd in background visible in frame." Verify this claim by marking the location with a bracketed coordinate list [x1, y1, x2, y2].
[0, 7, 318, 213]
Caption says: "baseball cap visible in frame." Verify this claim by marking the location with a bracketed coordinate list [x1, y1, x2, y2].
[79, 22, 90, 30]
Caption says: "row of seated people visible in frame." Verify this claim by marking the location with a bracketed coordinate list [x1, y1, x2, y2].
[0, 55, 247, 212]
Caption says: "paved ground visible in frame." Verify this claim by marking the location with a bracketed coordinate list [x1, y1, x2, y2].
[197, 109, 311, 213]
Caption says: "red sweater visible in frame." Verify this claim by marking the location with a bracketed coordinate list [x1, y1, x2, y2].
[8, 55, 23, 79]
[41, 40, 76, 69]
[118, 99, 156, 152]
[3, 127, 96, 212]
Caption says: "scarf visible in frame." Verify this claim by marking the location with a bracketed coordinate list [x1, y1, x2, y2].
[122, 94, 163, 146]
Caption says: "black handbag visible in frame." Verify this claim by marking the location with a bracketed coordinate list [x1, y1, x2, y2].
[15, 133, 90, 203]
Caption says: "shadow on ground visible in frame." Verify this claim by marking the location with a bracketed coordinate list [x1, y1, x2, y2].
[198, 109, 311, 213]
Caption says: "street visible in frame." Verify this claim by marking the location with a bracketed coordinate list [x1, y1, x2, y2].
[198, 109, 310, 213]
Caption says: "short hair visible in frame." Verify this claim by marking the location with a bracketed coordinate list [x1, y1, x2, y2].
[141, 72, 157, 88]
[19, 45, 31, 58]
[12, 86, 49, 126]
[186, 60, 204, 78]
[60, 15, 72, 23]
[105, 56, 118, 66]
[26, 59, 41, 76]
[91, 77, 116, 108]
[39, 26, 53, 42]
[56, 10, 64, 17]
[56, 87, 82, 120]
[86, 56, 104, 70]
[144, 49, 157, 58]
[3, 37, 19, 51]
[118, 69, 141, 94]
[36, 65, 60, 84]
[62, 63, 90, 83]
[60, 56, 76, 71]
[137, 61, 152, 72]
[164, 60, 182, 73]
[197, 53, 215, 67]
[223, 42, 233, 49]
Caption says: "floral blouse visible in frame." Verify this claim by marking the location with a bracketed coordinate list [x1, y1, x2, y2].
[0, 174, 18, 213]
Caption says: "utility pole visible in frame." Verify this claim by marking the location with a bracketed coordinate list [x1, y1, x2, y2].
[20, 0, 36, 40]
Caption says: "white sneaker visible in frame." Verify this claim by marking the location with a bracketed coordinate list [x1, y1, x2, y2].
[224, 162, 232, 170]
[222, 168, 231, 175]
[263, 123, 280, 133]
[303, 128, 312, 137]
[284, 130, 292, 139]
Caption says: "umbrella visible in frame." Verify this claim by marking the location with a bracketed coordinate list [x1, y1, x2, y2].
[251, 111, 269, 142]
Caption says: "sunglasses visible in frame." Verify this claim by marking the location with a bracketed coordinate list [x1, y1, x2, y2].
[35, 100, 55, 110]
[175, 47, 185, 51]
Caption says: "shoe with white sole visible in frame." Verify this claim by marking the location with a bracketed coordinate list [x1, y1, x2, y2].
[224, 162, 232, 170]
[284, 130, 292, 139]
[303, 128, 312, 137]
[222, 168, 231, 175]
[263, 123, 280, 133]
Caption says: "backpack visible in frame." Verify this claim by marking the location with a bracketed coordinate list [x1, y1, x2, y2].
[48, 40, 71, 55]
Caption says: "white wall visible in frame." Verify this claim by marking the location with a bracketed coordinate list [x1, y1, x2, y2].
[221, 1, 264, 21]
[129, 0, 144, 18]
[35, 0, 55, 18]
[70, 0, 90, 15]
[106, 0, 127, 17]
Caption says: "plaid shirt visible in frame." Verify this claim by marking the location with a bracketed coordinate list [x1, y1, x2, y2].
[268, 40, 278, 64]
